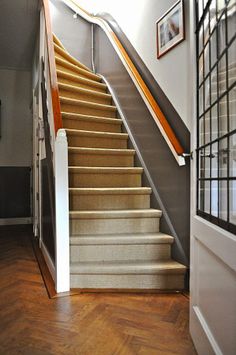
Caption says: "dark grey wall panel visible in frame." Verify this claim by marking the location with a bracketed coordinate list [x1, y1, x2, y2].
[0, 167, 31, 218]
[94, 27, 190, 265]
[50, 0, 92, 70]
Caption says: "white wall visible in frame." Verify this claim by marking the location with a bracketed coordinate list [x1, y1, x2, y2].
[76, 0, 191, 130]
[0, 69, 32, 166]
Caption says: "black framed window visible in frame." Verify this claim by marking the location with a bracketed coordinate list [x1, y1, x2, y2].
[196, 0, 236, 234]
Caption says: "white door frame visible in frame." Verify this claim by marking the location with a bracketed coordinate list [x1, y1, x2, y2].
[189, 2, 236, 354]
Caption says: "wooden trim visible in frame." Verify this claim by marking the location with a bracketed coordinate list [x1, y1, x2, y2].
[70, 288, 185, 294]
[42, 0, 63, 133]
[31, 236, 57, 298]
[65, 0, 184, 156]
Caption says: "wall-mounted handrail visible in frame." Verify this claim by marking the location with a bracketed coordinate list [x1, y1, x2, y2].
[42, 0, 63, 133]
[63, 0, 186, 166]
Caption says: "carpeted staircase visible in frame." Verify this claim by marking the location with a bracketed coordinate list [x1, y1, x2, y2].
[53, 34, 186, 290]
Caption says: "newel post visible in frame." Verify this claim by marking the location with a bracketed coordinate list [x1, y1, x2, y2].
[55, 128, 70, 292]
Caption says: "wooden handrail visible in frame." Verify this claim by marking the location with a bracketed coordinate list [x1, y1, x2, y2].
[64, 0, 185, 163]
[42, 0, 63, 133]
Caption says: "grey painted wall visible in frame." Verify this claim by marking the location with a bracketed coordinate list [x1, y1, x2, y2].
[0, 69, 33, 219]
[0, 69, 32, 166]
[94, 27, 190, 266]
[49, 0, 92, 70]
[75, 0, 191, 130]
[0, 0, 39, 70]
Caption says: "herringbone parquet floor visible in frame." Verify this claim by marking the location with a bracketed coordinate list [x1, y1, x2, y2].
[0, 225, 197, 355]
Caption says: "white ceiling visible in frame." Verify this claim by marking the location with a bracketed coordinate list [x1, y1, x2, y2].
[0, 0, 40, 70]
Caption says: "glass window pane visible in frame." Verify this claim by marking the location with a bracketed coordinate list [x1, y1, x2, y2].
[199, 85, 204, 116]
[210, 0, 217, 32]
[199, 117, 205, 146]
[229, 179, 236, 224]
[217, 13, 226, 55]
[205, 146, 211, 178]
[229, 87, 236, 131]
[212, 142, 219, 177]
[198, 0, 204, 20]
[199, 26, 204, 53]
[205, 77, 211, 109]
[210, 29, 217, 67]
[199, 148, 205, 178]
[204, 181, 211, 213]
[228, 39, 236, 87]
[204, 14, 210, 45]
[219, 180, 228, 220]
[198, 179, 205, 211]
[227, 0, 236, 43]
[205, 111, 211, 144]
[211, 66, 218, 103]
[217, 0, 226, 19]
[218, 54, 227, 96]
[199, 53, 204, 84]
[211, 103, 218, 140]
[219, 94, 228, 136]
[219, 138, 228, 177]
[211, 180, 219, 216]
[229, 133, 236, 176]
[204, 44, 210, 77]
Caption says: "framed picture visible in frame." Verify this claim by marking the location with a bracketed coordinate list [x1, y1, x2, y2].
[156, 0, 185, 59]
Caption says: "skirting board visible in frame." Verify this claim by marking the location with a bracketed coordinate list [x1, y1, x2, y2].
[41, 241, 56, 282]
[0, 217, 32, 225]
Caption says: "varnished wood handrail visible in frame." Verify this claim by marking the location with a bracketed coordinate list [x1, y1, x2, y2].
[63, 0, 185, 165]
[42, 0, 63, 133]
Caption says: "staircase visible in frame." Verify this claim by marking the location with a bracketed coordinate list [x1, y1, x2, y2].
[53, 35, 186, 290]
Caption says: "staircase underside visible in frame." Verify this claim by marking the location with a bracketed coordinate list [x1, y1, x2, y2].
[53, 34, 186, 290]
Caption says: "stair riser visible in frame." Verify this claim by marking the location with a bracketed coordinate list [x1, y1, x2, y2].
[58, 77, 106, 93]
[59, 89, 112, 105]
[67, 135, 128, 149]
[68, 152, 134, 167]
[70, 274, 185, 290]
[69, 193, 150, 210]
[61, 102, 117, 118]
[56, 64, 99, 82]
[70, 244, 171, 262]
[63, 118, 122, 133]
[69, 173, 142, 188]
[70, 217, 160, 235]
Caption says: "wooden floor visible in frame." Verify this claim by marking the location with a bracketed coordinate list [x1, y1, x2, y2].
[0, 225, 197, 355]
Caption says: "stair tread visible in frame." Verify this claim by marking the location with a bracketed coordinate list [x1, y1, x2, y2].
[55, 56, 101, 82]
[70, 260, 186, 274]
[68, 167, 142, 173]
[60, 96, 116, 111]
[57, 69, 107, 89]
[68, 147, 135, 155]
[70, 209, 162, 219]
[69, 187, 151, 195]
[70, 232, 174, 245]
[65, 128, 128, 139]
[58, 82, 111, 99]
[54, 43, 92, 72]
[62, 112, 122, 124]
[53, 34, 66, 50]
